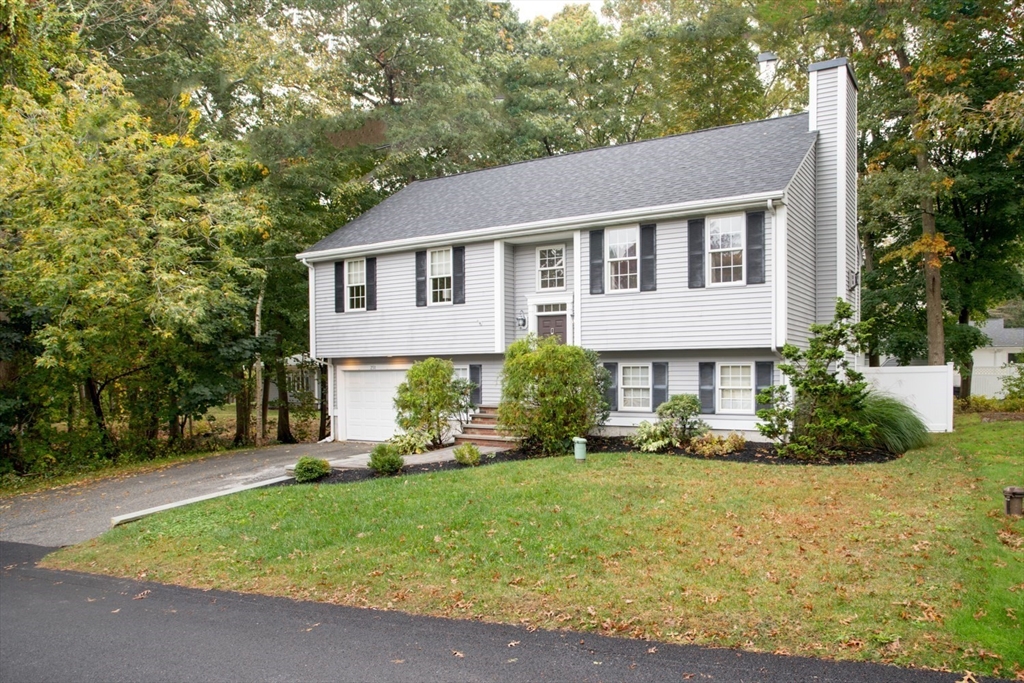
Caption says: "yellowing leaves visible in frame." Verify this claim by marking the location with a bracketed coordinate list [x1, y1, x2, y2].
[880, 233, 955, 269]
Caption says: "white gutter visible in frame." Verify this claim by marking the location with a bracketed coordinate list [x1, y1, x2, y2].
[296, 190, 785, 263]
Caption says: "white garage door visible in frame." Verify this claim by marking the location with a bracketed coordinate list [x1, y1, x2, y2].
[343, 370, 406, 441]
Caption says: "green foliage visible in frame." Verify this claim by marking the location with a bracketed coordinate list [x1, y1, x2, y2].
[368, 443, 403, 476]
[393, 358, 473, 448]
[688, 432, 746, 458]
[629, 394, 708, 453]
[388, 431, 431, 456]
[855, 393, 929, 455]
[1001, 363, 1024, 400]
[293, 456, 331, 483]
[497, 335, 610, 456]
[956, 395, 1024, 414]
[757, 300, 874, 459]
[453, 443, 481, 467]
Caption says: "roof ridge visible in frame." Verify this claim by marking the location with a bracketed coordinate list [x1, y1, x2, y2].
[408, 112, 811, 186]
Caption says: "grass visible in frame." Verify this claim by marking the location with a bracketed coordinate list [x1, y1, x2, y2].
[45, 415, 1023, 678]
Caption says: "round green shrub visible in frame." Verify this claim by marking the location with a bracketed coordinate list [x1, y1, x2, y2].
[294, 456, 331, 483]
[368, 443, 403, 476]
[453, 442, 481, 466]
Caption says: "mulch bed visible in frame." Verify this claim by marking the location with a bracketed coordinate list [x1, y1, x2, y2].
[290, 436, 898, 488]
[980, 412, 1024, 422]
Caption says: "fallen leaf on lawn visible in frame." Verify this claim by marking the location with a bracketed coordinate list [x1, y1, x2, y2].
[955, 673, 979, 683]
[508, 641, 520, 648]
[133, 590, 151, 600]
[451, 650, 464, 658]
[647, 646, 658, 654]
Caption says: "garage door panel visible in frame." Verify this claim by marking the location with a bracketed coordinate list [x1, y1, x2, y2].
[344, 370, 405, 441]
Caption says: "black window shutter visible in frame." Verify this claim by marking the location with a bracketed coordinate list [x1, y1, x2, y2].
[589, 230, 604, 295]
[603, 362, 618, 411]
[453, 246, 466, 305]
[652, 362, 668, 411]
[755, 361, 774, 412]
[365, 257, 377, 311]
[640, 224, 657, 292]
[747, 211, 765, 285]
[415, 251, 427, 307]
[688, 219, 705, 289]
[469, 364, 482, 406]
[334, 261, 345, 313]
[698, 362, 715, 414]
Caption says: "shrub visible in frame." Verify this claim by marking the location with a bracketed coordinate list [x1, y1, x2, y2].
[453, 442, 481, 466]
[689, 432, 746, 458]
[394, 358, 474, 448]
[368, 443, 403, 476]
[1001, 363, 1024, 400]
[656, 394, 709, 444]
[756, 299, 873, 459]
[629, 420, 676, 453]
[293, 456, 331, 483]
[498, 335, 610, 456]
[389, 430, 431, 455]
[855, 392, 928, 454]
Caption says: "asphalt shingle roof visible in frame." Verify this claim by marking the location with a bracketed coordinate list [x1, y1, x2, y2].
[977, 319, 1024, 347]
[308, 113, 816, 253]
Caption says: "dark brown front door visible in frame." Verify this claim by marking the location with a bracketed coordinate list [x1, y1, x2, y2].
[537, 314, 567, 344]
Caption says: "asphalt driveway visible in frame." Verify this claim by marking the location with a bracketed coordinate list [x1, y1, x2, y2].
[0, 440, 373, 547]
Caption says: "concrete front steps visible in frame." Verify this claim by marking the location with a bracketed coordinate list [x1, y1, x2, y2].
[453, 406, 519, 449]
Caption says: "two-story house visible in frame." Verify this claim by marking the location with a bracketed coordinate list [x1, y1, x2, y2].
[297, 58, 859, 442]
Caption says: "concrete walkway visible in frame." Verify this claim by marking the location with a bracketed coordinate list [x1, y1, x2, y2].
[0, 441, 474, 547]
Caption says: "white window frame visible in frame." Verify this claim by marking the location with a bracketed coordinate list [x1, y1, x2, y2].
[428, 247, 453, 306]
[717, 363, 754, 414]
[606, 226, 639, 293]
[620, 363, 652, 412]
[346, 259, 366, 312]
[536, 244, 566, 291]
[453, 366, 470, 381]
[707, 213, 745, 287]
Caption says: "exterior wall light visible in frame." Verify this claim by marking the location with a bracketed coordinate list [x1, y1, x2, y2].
[515, 310, 527, 329]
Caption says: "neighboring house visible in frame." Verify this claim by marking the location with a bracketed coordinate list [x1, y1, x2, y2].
[297, 58, 860, 442]
[963, 318, 1024, 398]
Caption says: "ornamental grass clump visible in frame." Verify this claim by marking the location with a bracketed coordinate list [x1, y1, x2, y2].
[856, 392, 928, 454]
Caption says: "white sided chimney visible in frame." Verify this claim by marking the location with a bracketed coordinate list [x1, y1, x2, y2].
[808, 58, 859, 324]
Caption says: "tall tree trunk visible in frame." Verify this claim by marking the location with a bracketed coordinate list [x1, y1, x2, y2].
[863, 231, 881, 367]
[958, 308, 974, 399]
[318, 363, 329, 441]
[261, 371, 270, 440]
[919, 155, 945, 366]
[84, 377, 113, 450]
[233, 369, 250, 445]
[275, 361, 296, 444]
[253, 286, 265, 445]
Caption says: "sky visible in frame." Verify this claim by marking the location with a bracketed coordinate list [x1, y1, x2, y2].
[508, 0, 605, 21]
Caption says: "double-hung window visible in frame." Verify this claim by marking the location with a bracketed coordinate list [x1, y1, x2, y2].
[607, 227, 638, 292]
[429, 248, 452, 304]
[620, 364, 651, 411]
[346, 259, 366, 311]
[537, 246, 565, 290]
[718, 364, 753, 413]
[708, 214, 744, 285]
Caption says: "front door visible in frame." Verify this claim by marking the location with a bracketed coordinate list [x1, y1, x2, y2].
[537, 314, 567, 343]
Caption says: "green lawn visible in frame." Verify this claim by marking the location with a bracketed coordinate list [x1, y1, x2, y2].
[46, 415, 1024, 678]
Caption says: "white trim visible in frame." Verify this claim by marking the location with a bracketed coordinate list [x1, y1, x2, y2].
[808, 69, 818, 131]
[331, 364, 343, 441]
[774, 203, 788, 349]
[494, 241, 505, 352]
[297, 191, 785, 262]
[345, 258, 367, 312]
[605, 226, 640, 293]
[573, 230, 582, 346]
[427, 247, 453, 306]
[619, 363, 653, 412]
[706, 213, 746, 287]
[305, 260, 316, 358]
[536, 243, 567, 291]
[836, 69, 849, 303]
[717, 362, 755, 415]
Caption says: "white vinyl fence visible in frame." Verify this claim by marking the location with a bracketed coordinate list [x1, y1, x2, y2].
[862, 363, 954, 432]
[968, 366, 1015, 399]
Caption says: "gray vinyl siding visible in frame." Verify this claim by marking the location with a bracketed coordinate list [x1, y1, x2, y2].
[814, 67, 839, 323]
[580, 217, 773, 351]
[845, 76, 860, 319]
[785, 144, 817, 348]
[314, 243, 494, 357]
[512, 241, 574, 342]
